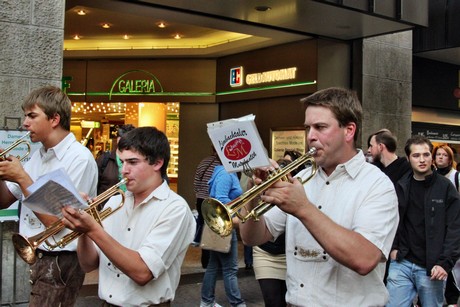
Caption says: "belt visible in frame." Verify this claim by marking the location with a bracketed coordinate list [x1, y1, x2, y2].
[36, 250, 76, 259]
[102, 301, 171, 307]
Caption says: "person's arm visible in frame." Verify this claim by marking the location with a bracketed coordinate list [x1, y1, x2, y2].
[77, 233, 100, 272]
[261, 175, 396, 275]
[62, 205, 153, 285]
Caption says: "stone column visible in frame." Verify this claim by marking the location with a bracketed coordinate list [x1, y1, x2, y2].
[353, 31, 413, 156]
[0, 1, 65, 304]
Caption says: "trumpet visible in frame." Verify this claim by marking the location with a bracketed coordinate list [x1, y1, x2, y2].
[0, 131, 31, 161]
[202, 147, 317, 237]
[12, 178, 128, 264]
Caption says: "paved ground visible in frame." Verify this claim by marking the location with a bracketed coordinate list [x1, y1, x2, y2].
[75, 242, 264, 307]
[77, 269, 263, 307]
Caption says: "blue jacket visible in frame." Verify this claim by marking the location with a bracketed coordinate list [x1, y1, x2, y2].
[208, 165, 242, 204]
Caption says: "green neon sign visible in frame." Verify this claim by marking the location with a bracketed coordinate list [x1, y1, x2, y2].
[109, 69, 164, 100]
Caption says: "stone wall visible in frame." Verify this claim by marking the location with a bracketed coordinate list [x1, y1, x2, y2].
[354, 31, 413, 156]
[0, 0, 64, 128]
[0, 1, 65, 304]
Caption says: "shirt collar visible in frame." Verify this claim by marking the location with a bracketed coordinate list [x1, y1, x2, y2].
[39, 133, 76, 160]
[126, 179, 170, 206]
[322, 149, 365, 179]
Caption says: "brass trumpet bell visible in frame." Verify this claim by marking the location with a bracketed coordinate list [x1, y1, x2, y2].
[0, 131, 31, 162]
[12, 178, 128, 264]
[202, 147, 317, 237]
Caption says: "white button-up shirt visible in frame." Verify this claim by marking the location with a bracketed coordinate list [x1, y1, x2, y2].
[7, 133, 98, 252]
[265, 150, 399, 307]
[98, 181, 196, 306]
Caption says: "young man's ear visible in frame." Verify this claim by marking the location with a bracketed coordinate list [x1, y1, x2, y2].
[153, 159, 164, 171]
[50, 113, 61, 128]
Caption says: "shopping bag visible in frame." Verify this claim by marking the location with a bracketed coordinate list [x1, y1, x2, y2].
[200, 223, 231, 253]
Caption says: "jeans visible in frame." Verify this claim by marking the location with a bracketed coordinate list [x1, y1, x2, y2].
[201, 230, 246, 307]
[386, 259, 445, 307]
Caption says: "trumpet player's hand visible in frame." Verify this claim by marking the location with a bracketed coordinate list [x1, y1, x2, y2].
[61, 205, 100, 234]
[261, 173, 311, 217]
[0, 156, 29, 183]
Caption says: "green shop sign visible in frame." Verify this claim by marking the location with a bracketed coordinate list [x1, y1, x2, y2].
[109, 70, 164, 99]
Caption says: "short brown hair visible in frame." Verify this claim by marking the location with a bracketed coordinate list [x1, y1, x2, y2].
[301, 87, 362, 142]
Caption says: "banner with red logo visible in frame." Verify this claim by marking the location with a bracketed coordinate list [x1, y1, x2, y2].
[207, 114, 270, 173]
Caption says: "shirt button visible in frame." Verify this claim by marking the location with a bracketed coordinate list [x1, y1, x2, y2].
[318, 205, 322, 209]
[326, 181, 330, 185]
[127, 228, 131, 231]
[300, 284, 304, 288]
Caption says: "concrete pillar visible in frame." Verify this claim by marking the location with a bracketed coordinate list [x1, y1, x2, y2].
[0, 1, 65, 304]
[353, 31, 413, 156]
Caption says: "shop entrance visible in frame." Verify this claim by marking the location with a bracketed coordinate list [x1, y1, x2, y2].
[70, 101, 180, 191]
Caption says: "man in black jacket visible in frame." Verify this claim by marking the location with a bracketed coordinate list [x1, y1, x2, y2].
[367, 129, 411, 185]
[386, 135, 460, 307]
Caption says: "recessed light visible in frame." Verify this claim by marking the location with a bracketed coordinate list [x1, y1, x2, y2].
[73, 34, 81, 40]
[255, 6, 271, 12]
[157, 22, 166, 28]
[123, 34, 130, 40]
[77, 9, 86, 16]
[101, 23, 111, 29]
[174, 34, 181, 39]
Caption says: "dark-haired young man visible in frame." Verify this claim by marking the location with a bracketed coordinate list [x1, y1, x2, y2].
[386, 135, 460, 307]
[62, 127, 195, 306]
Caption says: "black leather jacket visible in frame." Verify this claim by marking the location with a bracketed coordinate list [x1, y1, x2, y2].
[393, 171, 460, 275]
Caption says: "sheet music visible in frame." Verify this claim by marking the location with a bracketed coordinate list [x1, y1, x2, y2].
[207, 114, 270, 173]
[23, 168, 88, 217]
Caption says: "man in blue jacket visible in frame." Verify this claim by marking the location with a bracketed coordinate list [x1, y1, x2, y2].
[386, 135, 460, 307]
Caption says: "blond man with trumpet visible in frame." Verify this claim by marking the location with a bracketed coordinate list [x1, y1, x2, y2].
[239, 87, 399, 307]
[61, 127, 195, 307]
[0, 85, 98, 306]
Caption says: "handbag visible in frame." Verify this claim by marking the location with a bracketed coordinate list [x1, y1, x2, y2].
[200, 223, 232, 253]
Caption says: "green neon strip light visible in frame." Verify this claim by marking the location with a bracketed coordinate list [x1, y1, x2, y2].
[66, 80, 317, 98]
[217, 80, 316, 96]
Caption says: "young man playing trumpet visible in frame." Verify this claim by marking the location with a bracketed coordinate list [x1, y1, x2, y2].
[61, 126, 196, 307]
[0, 85, 98, 306]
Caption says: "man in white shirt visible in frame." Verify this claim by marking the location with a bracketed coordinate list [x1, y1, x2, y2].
[239, 87, 399, 307]
[0, 85, 98, 306]
[62, 127, 195, 307]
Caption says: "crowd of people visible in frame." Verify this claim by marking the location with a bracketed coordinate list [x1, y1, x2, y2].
[1, 85, 460, 307]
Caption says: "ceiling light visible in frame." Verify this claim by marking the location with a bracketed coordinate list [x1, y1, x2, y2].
[123, 34, 130, 39]
[157, 22, 166, 28]
[174, 34, 181, 39]
[101, 23, 111, 29]
[73, 34, 81, 40]
[77, 9, 86, 15]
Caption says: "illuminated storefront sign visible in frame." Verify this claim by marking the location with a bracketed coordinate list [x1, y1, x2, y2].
[81, 120, 101, 128]
[230, 66, 298, 86]
[230, 66, 243, 87]
[109, 69, 164, 100]
[246, 67, 297, 85]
